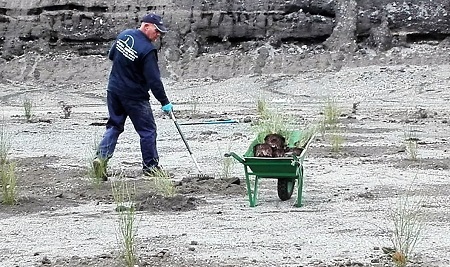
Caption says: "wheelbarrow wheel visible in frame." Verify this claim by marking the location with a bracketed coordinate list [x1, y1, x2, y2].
[277, 178, 296, 201]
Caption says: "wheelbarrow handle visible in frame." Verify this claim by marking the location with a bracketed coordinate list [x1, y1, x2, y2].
[224, 152, 245, 164]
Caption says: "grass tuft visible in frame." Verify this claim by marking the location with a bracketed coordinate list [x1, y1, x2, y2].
[0, 120, 11, 165]
[404, 127, 419, 161]
[23, 98, 34, 122]
[189, 94, 200, 114]
[319, 98, 344, 152]
[220, 142, 235, 179]
[296, 124, 318, 149]
[323, 98, 340, 125]
[253, 98, 292, 143]
[330, 125, 344, 152]
[111, 174, 138, 267]
[0, 120, 17, 205]
[1, 161, 17, 205]
[387, 189, 424, 267]
[150, 168, 177, 197]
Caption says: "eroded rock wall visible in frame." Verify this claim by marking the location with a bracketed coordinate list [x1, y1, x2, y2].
[0, 0, 450, 80]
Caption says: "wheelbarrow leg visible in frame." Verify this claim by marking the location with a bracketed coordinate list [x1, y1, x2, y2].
[296, 165, 304, 207]
[244, 166, 259, 207]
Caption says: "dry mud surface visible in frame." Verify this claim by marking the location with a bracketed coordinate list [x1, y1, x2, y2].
[1, 48, 450, 267]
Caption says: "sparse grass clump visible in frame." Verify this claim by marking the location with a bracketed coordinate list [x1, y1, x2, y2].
[387, 192, 424, 267]
[319, 98, 344, 152]
[150, 168, 177, 197]
[296, 125, 318, 149]
[189, 94, 200, 114]
[1, 161, 17, 205]
[257, 98, 269, 118]
[0, 121, 17, 205]
[23, 98, 34, 122]
[112, 175, 138, 267]
[254, 98, 292, 142]
[330, 126, 344, 152]
[404, 127, 419, 161]
[220, 142, 235, 179]
[0, 122, 11, 164]
[323, 98, 340, 125]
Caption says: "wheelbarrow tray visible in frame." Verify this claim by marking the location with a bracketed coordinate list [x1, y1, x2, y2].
[241, 157, 300, 178]
[226, 130, 313, 207]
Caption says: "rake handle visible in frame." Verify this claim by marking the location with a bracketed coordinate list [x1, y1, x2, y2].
[169, 111, 202, 173]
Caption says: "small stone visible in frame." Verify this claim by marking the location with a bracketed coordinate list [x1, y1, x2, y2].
[41, 256, 51, 265]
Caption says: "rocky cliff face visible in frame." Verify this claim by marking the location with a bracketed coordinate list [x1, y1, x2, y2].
[1, 0, 450, 80]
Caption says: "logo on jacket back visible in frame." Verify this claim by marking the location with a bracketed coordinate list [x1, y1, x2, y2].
[116, 35, 138, 61]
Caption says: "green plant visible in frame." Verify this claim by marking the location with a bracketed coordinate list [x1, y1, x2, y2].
[253, 100, 293, 143]
[404, 127, 419, 161]
[1, 161, 17, 205]
[330, 125, 344, 152]
[111, 176, 138, 267]
[257, 98, 269, 119]
[189, 92, 200, 114]
[220, 142, 235, 179]
[0, 121, 16, 205]
[0, 121, 11, 164]
[323, 98, 340, 126]
[295, 125, 318, 149]
[151, 168, 177, 197]
[387, 193, 424, 267]
[23, 98, 34, 122]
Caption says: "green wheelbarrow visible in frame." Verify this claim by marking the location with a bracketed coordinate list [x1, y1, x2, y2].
[225, 131, 314, 207]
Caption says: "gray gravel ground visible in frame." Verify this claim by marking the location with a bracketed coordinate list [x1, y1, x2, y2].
[0, 45, 450, 267]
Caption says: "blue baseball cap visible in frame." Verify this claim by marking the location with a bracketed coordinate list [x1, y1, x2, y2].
[141, 14, 168, 33]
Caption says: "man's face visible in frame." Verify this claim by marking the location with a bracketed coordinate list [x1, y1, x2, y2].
[142, 23, 162, 41]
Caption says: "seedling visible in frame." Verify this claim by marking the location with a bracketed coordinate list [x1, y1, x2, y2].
[1, 161, 17, 205]
[387, 192, 424, 267]
[220, 142, 235, 179]
[150, 168, 177, 197]
[295, 125, 318, 149]
[257, 98, 269, 119]
[253, 100, 292, 142]
[111, 175, 138, 267]
[189, 94, 200, 114]
[23, 98, 34, 122]
[330, 125, 344, 152]
[0, 121, 16, 205]
[0, 120, 11, 164]
[404, 127, 419, 161]
[323, 98, 340, 126]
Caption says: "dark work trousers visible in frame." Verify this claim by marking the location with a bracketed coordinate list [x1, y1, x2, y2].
[98, 91, 159, 170]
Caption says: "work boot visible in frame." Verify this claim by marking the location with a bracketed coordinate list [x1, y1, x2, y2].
[92, 157, 108, 181]
[143, 166, 164, 177]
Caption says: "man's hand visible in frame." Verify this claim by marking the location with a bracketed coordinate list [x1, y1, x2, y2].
[161, 102, 173, 113]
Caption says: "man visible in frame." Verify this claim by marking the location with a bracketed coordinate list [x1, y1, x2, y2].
[94, 13, 173, 179]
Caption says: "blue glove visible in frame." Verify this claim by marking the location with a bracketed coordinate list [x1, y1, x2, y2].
[161, 102, 173, 113]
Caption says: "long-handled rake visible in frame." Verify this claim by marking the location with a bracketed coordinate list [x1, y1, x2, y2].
[168, 110, 202, 173]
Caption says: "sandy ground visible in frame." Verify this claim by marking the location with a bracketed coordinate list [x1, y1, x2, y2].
[1, 47, 450, 267]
